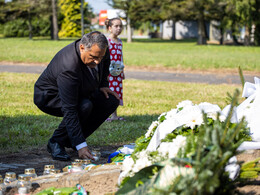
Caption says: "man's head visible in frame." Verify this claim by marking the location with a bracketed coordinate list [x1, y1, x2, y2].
[79, 31, 108, 68]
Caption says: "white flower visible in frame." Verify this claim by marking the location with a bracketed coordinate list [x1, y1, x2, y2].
[219, 115, 226, 122]
[122, 155, 135, 173]
[132, 151, 152, 173]
[176, 105, 203, 129]
[145, 121, 159, 138]
[165, 108, 178, 120]
[171, 135, 187, 149]
[198, 102, 221, 120]
[158, 135, 186, 158]
[177, 100, 193, 110]
[158, 165, 195, 188]
[158, 142, 174, 157]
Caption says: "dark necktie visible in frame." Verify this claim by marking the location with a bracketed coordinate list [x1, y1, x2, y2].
[91, 68, 99, 82]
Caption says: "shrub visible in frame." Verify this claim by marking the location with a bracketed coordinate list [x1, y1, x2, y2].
[3, 19, 27, 37]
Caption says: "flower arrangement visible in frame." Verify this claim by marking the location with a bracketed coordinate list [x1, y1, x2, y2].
[116, 90, 251, 194]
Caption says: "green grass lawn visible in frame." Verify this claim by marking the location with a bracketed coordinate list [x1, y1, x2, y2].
[0, 72, 242, 154]
[0, 37, 259, 71]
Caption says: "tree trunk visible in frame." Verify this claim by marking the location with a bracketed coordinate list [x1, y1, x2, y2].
[171, 21, 176, 40]
[127, 17, 132, 43]
[81, 0, 84, 36]
[231, 21, 240, 45]
[219, 27, 224, 45]
[52, 0, 59, 40]
[204, 21, 208, 39]
[255, 23, 260, 46]
[28, 9, 33, 40]
[254, 0, 260, 45]
[244, 26, 250, 46]
[197, 15, 207, 45]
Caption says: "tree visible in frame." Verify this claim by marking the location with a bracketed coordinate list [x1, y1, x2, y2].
[1, 0, 52, 38]
[81, 0, 84, 36]
[52, 0, 59, 40]
[0, 0, 5, 24]
[128, 0, 165, 24]
[108, 0, 133, 42]
[172, 0, 215, 45]
[215, 0, 259, 46]
[119, 0, 211, 44]
[252, 0, 260, 45]
[58, 0, 93, 37]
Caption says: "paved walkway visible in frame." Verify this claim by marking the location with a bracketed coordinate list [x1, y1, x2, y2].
[0, 64, 256, 85]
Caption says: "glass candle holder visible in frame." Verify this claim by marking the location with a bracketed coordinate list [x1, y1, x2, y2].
[82, 159, 91, 165]
[49, 169, 61, 175]
[92, 150, 101, 161]
[4, 172, 17, 185]
[43, 165, 55, 175]
[24, 168, 37, 179]
[82, 159, 91, 169]
[0, 177, 5, 195]
[71, 162, 83, 173]
[17, 174, 31, 189]
[74, 159, 84, 165]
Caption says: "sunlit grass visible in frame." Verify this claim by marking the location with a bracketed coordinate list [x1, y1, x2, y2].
[0, 37, 259, 71]
[0, 72, 241, 153]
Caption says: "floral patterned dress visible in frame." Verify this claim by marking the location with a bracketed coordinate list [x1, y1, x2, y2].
[107, 38, 124, 106]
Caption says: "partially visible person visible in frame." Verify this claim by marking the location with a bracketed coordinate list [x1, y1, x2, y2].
[105, 17, 125, 121]
[34, 31, 119, 161]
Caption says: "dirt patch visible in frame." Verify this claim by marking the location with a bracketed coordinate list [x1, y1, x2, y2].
[0, 145, 121, 178]
[1, 147, 259, 194]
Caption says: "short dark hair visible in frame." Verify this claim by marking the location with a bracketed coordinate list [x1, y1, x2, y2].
[80, 31, 108, 50]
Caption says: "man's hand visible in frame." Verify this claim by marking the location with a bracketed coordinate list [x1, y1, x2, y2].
[100, 87, 120, 100]
[78, 146, 94, 160]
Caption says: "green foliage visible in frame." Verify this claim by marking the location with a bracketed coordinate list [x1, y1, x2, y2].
[1, 0, 52, 38]
[31, 16, 51, 36]
[239, 66, 245, 90]
[131, 136, 151, 160]
[3, 19, 28, 37]
[109, 0, 260, 45]
[111, 153, 128, 162]
[58, 0, 92, 37]
[3, 17, 51, 37]
[240, 157, 260, 179]
[117, 90, 250, 194]
[58, 0, 81, 37]
[36, 186, 81, 195]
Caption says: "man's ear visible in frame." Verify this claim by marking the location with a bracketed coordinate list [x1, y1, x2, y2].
[79, 44, 86, 53]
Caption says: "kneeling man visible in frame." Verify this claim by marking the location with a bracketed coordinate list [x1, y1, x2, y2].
[34, 31, 119, 161]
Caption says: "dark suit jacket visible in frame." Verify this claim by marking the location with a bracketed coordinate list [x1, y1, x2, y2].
[34, 39, 110, 147]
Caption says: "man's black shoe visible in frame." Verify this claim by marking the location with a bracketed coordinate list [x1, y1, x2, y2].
[47, 140, 71, 161]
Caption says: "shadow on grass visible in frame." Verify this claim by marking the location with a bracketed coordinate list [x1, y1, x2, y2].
[0, 113, 159, 153]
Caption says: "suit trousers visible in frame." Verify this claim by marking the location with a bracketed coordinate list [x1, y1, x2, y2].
[46, 90, 119, 148]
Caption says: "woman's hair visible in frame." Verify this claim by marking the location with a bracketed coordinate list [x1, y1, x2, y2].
[104, 17, 122, 30]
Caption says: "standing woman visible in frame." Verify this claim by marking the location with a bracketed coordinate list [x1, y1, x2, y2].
[105, 17, 125, 121]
